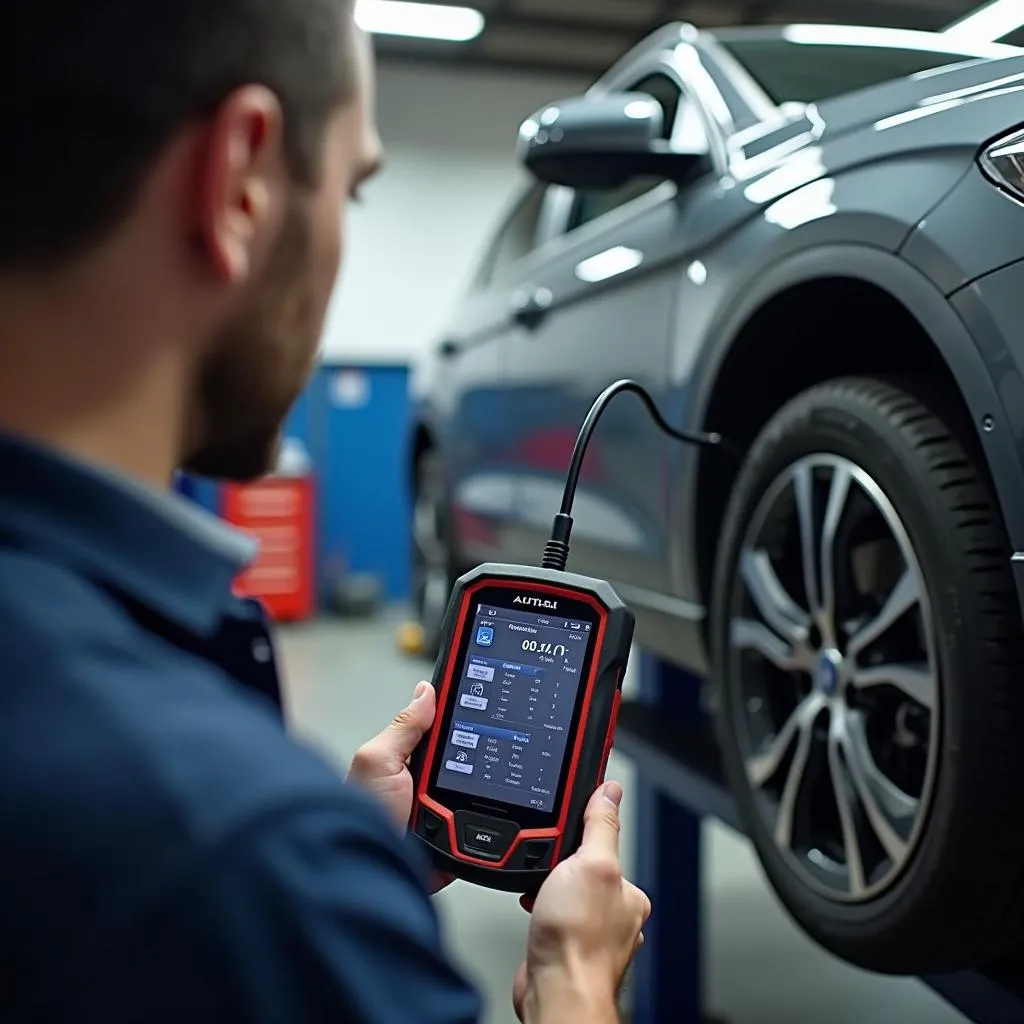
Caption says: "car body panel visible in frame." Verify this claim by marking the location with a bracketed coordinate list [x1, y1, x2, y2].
[788, 54, 1024, 143]
[903, 162, 1024, 295]
[950, 256, 1024, 547]
[657, 151, 975, 601]
[427, 279, 521, 565]
[697, 243, 1024, 566]
[491, 231, 681, 594]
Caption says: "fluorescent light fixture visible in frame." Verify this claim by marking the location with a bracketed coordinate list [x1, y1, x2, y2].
[783, 23, 1020, 58]
[575, 246, 644, 284]
[355, 0, 484, 42]
[944, 0, 1024, 44]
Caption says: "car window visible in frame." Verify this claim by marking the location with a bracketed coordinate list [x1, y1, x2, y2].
[717, 36, 998, 105]
[568, 72, 690, 234]
[474, 183, 547, 289]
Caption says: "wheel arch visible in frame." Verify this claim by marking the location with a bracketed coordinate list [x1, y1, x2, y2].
[683, 245, 1024, 615]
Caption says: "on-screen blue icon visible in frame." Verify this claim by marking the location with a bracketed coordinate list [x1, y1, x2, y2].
[476, 626, 494, 647]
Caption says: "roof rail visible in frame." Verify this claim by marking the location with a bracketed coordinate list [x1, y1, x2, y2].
[597, 21, 701, 83]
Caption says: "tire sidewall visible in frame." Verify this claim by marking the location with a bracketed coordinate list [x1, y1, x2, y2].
[711, 384, 972, 968]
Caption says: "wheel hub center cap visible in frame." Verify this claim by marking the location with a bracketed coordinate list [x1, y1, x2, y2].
[814, 647, 844, 697]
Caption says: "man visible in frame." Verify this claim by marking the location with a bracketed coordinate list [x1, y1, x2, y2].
[0, 2, 651, 1022]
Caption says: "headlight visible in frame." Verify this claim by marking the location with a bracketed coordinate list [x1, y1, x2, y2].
[980, 127, 1024, 202]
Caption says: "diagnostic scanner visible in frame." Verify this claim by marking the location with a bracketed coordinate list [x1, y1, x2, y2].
[409, 380, 731, 893]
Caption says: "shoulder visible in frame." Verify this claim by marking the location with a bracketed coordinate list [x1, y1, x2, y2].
[0, 547, 158, 676]
[0, 547, 399, 907]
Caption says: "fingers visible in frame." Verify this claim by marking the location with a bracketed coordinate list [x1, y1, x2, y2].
[578, 781, 624, 861]
[430, 872, 455, 896]
[512, 961, 529, 1023]
[623, 879, 652, 947]
[350, 682, 436, 781]
[626, 879, 652, 925]
[381, 681, 436, 758]
[621, 881, 650, 963]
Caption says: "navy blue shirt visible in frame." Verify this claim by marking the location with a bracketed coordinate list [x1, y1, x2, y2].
[0, 435, 482, 1023]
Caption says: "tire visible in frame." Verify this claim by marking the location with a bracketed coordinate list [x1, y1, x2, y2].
[710, 376, 1024, 975]
[412, 448, 457, 661]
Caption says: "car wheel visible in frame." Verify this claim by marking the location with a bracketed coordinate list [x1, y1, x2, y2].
[412, 448, 456, 660]
[711, 376, 1024, 975]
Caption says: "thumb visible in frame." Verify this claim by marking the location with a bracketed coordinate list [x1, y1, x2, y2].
[579, 781, 623, 861]
[384, 681, 436, 760]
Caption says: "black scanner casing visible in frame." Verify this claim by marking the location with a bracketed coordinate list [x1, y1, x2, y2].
[409, 563, 634, 893]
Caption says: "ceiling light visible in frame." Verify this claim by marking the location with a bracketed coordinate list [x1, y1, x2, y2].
[355, 0, 485, 42]
[943, 0, 1024, 44]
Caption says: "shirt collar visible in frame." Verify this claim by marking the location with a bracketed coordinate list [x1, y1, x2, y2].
[0, 433, 257, 635]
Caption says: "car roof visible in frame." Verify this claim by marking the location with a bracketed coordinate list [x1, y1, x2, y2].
[700, 22, 1022, 59]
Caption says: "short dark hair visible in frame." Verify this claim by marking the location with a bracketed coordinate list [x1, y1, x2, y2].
[0, 0, 356, 272]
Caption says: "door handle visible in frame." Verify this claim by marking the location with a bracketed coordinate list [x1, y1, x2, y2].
[509, 287, 553, 331]
[437, 338, 460, 359]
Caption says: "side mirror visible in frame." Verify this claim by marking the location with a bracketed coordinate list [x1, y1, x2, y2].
[517, 92, 708, 190]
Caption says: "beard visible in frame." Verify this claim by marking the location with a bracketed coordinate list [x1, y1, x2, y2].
[184, 198, 321, 483]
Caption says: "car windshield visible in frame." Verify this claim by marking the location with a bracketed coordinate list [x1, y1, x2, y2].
[716, 29, 1019, 105]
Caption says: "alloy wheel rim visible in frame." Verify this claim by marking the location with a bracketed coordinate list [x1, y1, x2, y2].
[728, 454, 940, 903]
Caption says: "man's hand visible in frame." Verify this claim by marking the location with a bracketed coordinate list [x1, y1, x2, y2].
[513, 782, 651, 1024]
[348, 681, 434, 829]
[347, 682, 453, 894]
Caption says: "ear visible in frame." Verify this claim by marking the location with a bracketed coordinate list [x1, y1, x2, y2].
[193, 85, 287, 285]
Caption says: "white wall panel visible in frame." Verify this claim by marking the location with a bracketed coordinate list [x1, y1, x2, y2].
[320, 58, 587, 364]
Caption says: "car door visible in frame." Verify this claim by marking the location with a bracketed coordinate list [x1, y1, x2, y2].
[436, 181, 556, 567]
[498, 65, 717, 599]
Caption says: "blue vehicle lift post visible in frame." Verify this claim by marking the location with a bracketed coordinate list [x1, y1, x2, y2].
[630, 653, 705, 1024]
[620, 653, 1024, 1024]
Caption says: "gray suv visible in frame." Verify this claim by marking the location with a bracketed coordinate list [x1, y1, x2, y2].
[409, 23, 1024, 975]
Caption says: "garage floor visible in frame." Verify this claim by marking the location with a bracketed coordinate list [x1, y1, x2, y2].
[276, 614, 967, 1024]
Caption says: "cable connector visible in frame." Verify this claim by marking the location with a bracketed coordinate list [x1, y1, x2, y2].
[541, 513, 574, 572]
[540, 379, 735, 573]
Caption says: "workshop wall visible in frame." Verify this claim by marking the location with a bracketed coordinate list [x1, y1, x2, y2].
[320, 58, 589, 364]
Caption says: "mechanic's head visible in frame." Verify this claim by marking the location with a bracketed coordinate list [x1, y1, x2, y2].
[0, 0, 381, 483]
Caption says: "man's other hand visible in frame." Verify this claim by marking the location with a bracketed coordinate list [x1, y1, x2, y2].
[513, 782, 651, 1023]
